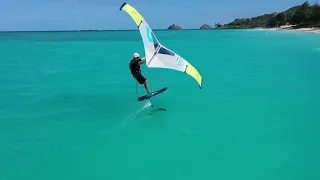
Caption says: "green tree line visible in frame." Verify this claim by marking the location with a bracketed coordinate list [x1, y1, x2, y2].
[217, 1, 320, 29]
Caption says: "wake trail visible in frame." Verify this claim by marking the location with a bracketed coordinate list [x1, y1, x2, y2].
[138, 100, 152, 113]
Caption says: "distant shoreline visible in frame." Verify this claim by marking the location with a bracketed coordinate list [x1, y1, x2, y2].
[254, 25, 320, 33]
[1, 27, 319, 33]
[215, 1, 320, 33]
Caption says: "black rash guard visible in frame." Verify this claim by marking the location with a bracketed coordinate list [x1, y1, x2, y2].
[129, 58, 141, 75]
[129, 58, 146, 84]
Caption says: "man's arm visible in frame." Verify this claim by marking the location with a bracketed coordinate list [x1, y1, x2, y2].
[139, 57, 146, 64]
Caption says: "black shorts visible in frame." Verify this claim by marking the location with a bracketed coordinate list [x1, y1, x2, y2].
[133, 72, 146, 84]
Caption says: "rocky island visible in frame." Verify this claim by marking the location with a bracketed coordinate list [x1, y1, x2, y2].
[168, 24, 183, 30]
[200, 24, 213, 30]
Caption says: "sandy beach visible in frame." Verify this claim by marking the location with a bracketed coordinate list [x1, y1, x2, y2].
[256, 25, 320, 33]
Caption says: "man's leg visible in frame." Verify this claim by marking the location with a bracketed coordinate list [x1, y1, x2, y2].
[135, 72, 151, 94]
[144, 80, 151, 94]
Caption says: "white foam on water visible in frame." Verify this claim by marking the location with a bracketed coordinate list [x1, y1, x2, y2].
[120, 100, 153, 128]
[131, 100, 153, 115]
[143, 100, 152, 109]
[312, 48, 320, 52]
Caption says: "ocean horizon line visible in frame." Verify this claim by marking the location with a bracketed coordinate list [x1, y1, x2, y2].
[0, 28, 215, 33]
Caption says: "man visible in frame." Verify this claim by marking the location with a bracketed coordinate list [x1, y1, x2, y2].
[129, 52, 152, 94]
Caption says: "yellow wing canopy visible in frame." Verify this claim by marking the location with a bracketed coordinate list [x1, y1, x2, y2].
[120, 3, 203, 89]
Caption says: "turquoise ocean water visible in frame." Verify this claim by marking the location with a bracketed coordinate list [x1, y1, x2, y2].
[1, 30, 320, 180]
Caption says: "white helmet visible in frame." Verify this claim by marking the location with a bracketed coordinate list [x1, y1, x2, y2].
[133, 52, 140, 58]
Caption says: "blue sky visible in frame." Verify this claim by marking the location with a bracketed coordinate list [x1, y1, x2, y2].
[0, 0, 312, 31]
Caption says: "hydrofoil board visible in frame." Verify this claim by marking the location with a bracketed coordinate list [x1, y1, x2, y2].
[138, 87, 167, 101]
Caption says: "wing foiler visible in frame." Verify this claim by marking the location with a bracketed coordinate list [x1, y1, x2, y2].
[119, 3, 203, 89]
